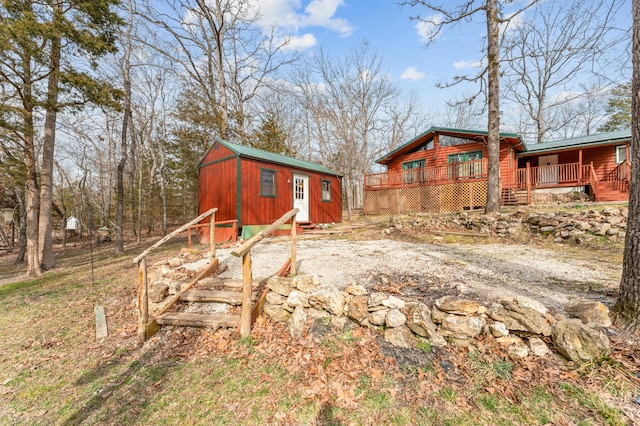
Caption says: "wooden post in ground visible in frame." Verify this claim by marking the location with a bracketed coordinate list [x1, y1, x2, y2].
[240, 251, 253, 337]
[290, 213, 297, 275]
[137, 258, 148, 344]
[209, 211, 216, 265]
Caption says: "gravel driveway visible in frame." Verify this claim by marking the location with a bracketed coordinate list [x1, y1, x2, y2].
[215, 235, 621, 313]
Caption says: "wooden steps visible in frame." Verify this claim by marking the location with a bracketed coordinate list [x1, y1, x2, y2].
[596, 181, 629, 202]
[156, 312, 240, 328]
[501, 188, 528, 206]
[198, 277, 265, 289]
[180, 289, 242, 305]
[298, 221, 316, 231]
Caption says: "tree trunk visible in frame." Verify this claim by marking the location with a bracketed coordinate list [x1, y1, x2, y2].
[485, 0, 501, 214]
[14, 187, 27, 265]
[614, 0, 640, 331]
[21, 39, 41, 275]
[39, 15, 62, 270]
[115, 3, 133, 255]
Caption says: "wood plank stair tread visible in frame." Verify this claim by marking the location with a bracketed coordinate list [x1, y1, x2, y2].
[180, 289, 243, 305]
[198, 277, 266, 288]
[155, 312, 240, 328]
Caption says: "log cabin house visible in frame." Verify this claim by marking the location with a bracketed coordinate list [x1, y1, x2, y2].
[198, 138, 343, 240]
[364, 127, 631, 214]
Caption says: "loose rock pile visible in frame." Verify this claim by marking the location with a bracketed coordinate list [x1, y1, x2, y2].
[264, 275, 612, 363]
[383, 207, 628, 243]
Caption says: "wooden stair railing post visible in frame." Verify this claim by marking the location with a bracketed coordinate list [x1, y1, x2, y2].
[240, 251, 252, 337]
[137, 258, 149, 344]
[526, 162, 531, 204]
[290, 213, 297, 275]
[209, 211, 216, 265]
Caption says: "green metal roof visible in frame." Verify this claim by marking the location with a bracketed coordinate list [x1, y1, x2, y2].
[520, 129, 631, 155]
[206, 137, 342, 176]
[376, 126, 523, 164]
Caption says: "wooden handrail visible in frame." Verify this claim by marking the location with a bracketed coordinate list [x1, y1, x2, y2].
[232, 208, 299, 337]
[133, 208, 218, 263]
[134, 207, 218, 344]
[231, 208, 299, 258]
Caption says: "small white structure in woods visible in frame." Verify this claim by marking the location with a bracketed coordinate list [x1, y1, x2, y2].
[65, 216, 79, 231]
[2, 207, 14, 225]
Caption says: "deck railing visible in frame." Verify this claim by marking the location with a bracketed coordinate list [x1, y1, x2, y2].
[513, 162, 593, 188]
[365, 159, 487, 189]
[605, 160, 631, 182]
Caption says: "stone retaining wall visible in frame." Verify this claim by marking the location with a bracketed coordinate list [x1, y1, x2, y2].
[383, 207, 628, 243]
[264, 275, 612, 363]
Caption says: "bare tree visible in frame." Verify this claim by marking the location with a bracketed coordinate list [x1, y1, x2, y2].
[401, 0, 537, 213]
[142, 0, 295, 142]
[614, 0, 640, 331]
[294, 43, 400, 218]
[502, 0, 628, 144]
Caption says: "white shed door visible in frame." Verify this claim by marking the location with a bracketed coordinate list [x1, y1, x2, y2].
[293, 174, 309, 222]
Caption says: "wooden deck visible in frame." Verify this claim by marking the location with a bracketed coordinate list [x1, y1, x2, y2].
[364, 160, 630, 213]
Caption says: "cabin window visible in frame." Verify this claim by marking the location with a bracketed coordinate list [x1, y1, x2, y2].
[321, 180, 332, 201]
[260, 169, 277, 197]
[448, 151, 483, 178]
[615, 145, 627, 164]
[402, 159, 426, 183]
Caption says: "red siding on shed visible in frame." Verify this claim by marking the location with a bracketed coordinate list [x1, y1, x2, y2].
[239, 158, 342, 225]
[198, 156, 238, 221]
[201, 142, 235, 165]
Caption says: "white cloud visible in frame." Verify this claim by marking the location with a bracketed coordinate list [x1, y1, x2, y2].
[400, 67, 426, 81]
[303, 0, 353, 36]
[500, 11, 525, 35]
[255, 0, 353, 37]
[415, 14, 443, 43]
[453, 60, 482, 70]
[280, 33, 318, 51]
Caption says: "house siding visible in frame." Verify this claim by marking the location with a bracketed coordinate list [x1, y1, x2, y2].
[386, 137, 517, 185]
[583, 145, 620, 181]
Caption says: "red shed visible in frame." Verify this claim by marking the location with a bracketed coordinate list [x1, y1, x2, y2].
[198, 138, 343, 236]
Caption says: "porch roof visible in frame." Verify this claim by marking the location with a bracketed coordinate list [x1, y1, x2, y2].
[519, 129, 631, 156]
[376, 126, 523, 165]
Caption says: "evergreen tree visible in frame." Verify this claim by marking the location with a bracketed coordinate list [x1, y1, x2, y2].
[598, 82, 632, 132]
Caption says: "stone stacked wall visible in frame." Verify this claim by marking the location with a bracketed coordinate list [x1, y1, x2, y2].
[383, 207, 628, 243]
[264, 275, 612, 363]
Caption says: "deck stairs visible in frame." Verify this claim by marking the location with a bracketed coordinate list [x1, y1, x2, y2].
[501, 187, 528, 206]
[596, 181, 629, 202]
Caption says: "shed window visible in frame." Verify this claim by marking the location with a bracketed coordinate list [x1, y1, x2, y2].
[260, 169, 277, 197]
[321, 180, 332, 201]
[615, 145, 627, 164]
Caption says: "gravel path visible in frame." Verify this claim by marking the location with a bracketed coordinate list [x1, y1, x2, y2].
[214, 236, 620, 312]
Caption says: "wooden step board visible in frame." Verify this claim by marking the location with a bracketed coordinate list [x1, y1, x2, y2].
[198, 277, 265, 289]
[155, 312, 240, 328]
[180, 289, 242, 305]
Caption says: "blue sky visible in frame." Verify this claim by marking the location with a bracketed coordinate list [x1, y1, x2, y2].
[256, 0, 508, 112]
[253, 0, 632, 133]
